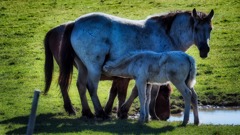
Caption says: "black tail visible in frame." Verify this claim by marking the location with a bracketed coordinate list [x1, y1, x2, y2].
[58, 22, 75, 93]
[44, 29, 54, 94]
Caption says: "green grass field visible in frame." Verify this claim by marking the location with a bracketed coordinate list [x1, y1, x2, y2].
[0, 0, 240, 134]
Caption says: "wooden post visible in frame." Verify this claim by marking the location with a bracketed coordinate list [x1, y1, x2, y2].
[26, 90, 41, 135]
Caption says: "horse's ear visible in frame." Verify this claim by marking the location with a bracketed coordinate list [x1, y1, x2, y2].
[207, 9, 214, 21]
[192, 8, 197, 18]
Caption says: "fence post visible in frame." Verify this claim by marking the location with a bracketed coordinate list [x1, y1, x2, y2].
[26, 90, 41, 135]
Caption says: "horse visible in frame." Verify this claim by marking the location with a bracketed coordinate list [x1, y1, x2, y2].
[43, 22, 171, 120]
[103, 51, 198, 126]
[60, 8, 214, 119]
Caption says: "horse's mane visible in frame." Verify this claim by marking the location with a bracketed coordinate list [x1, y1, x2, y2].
[147, 10, 208, 33]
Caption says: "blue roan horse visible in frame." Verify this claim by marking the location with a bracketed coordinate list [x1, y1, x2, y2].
[59, 8, 214, 119]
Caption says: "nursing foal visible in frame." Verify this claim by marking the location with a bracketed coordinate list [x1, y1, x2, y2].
[103, 51, 199, 126]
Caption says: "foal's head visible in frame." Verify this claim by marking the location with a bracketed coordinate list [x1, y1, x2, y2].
[155, 84, 172, 121]
[192, 8, 214, 58]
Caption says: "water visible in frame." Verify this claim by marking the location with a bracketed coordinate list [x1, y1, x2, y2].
[169, 107, 240, 125]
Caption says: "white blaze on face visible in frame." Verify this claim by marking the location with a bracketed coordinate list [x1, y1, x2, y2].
[207, 38, 210, 45]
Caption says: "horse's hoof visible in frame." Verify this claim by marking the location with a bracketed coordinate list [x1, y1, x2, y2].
[96, 111, 110, 120]
[118, 106, 129, 119]
[194, 120, 200, 126]
[181, 121, 188, 126]
[104, 107, 112, 116]
[117, 111, 128, 119]
[64, 105, 76, 115]
[67, 110, 76, 116]
[82, 109, 95, 119]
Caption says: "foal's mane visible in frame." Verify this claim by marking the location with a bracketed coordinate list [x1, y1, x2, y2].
[147, 10, 208, 32]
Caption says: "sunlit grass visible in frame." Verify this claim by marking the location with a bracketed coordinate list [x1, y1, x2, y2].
[0, 0, 239, 134]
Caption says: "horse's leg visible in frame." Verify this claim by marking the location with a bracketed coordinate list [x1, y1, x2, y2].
[58, 62, 75, 115]
[59, 84, 76, 115]
[136, 80, 147, 123]
[119, 85, 138, 119]
[116, 78, 130, 117]
[104, 80, 118, 115]
[104, 78, 130, 116]
[149, 85, 160, 120]
[174, 83, 192, 126]
[190, 88, 199, 125]
[75, 58, 94, 118]
[87, 70, 108, 119]
[145, 84, 152, 122]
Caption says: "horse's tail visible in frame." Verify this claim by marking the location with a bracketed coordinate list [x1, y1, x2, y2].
[43, 28, 55, 95]
[186, 55, 196, 89]
[58, 22, 75, 93]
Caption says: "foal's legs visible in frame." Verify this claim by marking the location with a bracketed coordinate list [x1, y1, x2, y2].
[145, 84, 152, 122]
[174, 83, 192, 126]
[136, 80, 148, 123]
[191, 88, 199, 125]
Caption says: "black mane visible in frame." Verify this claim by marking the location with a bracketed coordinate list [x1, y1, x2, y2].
[147, 10, 207, 33]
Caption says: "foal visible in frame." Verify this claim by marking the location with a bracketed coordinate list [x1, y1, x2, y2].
[103, 51, 199, 126]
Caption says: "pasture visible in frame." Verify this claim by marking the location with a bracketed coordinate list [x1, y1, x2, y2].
[0, 0, 239, 134]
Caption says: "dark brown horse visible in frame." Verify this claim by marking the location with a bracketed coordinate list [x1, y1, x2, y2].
[43, 22, 171, 120]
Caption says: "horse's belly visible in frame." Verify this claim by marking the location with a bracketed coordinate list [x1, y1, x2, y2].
[148, 72, 169, 84]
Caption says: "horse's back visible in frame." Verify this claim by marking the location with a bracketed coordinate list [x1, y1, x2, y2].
[71, 13, 146, 69]
[164, 51, 194, 83]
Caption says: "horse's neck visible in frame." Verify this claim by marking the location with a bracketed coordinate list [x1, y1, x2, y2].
[168, 15, 195, 52]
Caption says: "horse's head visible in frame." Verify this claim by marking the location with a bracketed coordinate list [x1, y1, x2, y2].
[155, 84, 172, 121]
[192, 8, 214, 58]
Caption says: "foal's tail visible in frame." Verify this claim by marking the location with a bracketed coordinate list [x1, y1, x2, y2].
[58, 22, 75, 93]
[43, 27, 55, 94]
[186, 56, 197, 89]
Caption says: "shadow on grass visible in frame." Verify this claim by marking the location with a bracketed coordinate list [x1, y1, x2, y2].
[1, 113, 175, 134]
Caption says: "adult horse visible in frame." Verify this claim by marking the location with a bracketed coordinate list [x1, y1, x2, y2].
[43, 22, 171, 119]
[60, 8, 214, 119]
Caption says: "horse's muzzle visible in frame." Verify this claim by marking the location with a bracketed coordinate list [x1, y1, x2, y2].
[199, 45, 210, 58]
[159, 113, 170, 121]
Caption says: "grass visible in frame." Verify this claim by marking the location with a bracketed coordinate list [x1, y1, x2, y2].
[0, 0, 240, 134]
